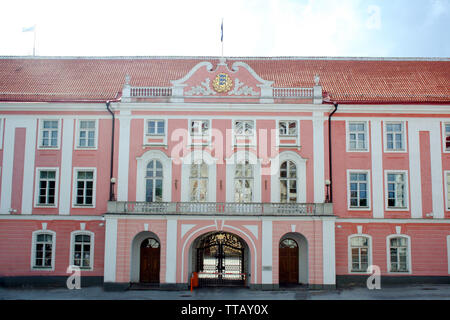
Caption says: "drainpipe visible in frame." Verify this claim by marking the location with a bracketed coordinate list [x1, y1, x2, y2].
[327, 102, 338, 203]
[106, 101, 116, 201]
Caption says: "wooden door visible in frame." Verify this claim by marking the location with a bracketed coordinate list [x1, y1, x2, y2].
[279, 239, 299, 284]
[140, 238, 160, 283]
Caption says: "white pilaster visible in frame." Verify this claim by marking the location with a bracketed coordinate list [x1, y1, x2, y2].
[117, 114, 131, 201]
[59, 118, 74, 215]
[0, 119, 14, 214]
[313, 112, 325, 202]
[429, 121, 444, 218]
[370, 120, 384, 218]
[261, 220, 273, 284]
[408, 120, 422, 218]
[104, 217, 118, 282]
[322, 218, 336, 285]
[21, 119, 37, 214]
[165, 218, 178, 283]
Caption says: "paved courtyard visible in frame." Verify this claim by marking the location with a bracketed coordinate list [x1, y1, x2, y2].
[1, 284, 450, 300]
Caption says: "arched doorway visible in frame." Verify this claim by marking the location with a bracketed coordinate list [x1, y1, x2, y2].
[140, 238, 160, 283]
[279, 233, 308, 285]
[194, 232, 247, 287]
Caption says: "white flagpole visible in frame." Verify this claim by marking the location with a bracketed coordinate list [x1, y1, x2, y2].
[221, 18, 224, 57]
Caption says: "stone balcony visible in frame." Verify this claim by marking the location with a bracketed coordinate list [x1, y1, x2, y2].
[106, 201, 334, 216]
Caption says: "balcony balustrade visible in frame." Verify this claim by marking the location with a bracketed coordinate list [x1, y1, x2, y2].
[107, 201, 333, 216]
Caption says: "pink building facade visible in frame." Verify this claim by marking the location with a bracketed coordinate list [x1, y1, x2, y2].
[0, 56, 449, 290]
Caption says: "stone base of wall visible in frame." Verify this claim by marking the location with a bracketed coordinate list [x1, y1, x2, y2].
[0, 276, 103, 288]
[337, 275, 450, 288]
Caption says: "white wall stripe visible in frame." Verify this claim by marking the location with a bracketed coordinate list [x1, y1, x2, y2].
[104, 218, 118, 282]
[261, 220, 272, 284]
[408, 121, 423, 218]
[429, 122, 444, 218]
[313, 112, 325, 203]
[165, 219, 177, 283]
[59, 118, 74, 215]
[117, 115, 131, 201]
[370, 120, 384, 218]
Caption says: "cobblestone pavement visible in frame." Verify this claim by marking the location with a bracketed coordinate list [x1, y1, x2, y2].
[1, 284, 450, 300]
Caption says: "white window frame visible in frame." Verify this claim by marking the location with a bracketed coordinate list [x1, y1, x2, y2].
[136, 150, 172, 202]
[277, 119, 300, 147]
[442, 122, 450, 153]
[38, 119, 61, 150]
[144, 119, 167, 146]
[75, 119, 98, 150]
[386, 234, 412, 274]
[72, 167, 97, 208]
[69, 230, 95, 271]
[447, 235, 450, 275]
[188, 119, 211, 146]
[233, 120, 256, 147]
[348, 234, 372, 274]
[347, 170, 371, 211]
[384, 121, 407, 153]
[31, 230, 56, 271]
[346, 121, 369, 152]
[384, 170, 409, 211]
[445, 171, 450, 210]
[0, 118, 3, 150]
[34, 167, 59, 208]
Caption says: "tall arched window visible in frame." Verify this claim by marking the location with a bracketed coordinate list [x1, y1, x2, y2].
[146, 160, 163, 202]
[280, 160, 297, 203]
[389, 236, 409, 272]
[350, 236, 369, 272]
[190, 161, 208, 202]
[235, 160, 253, 202]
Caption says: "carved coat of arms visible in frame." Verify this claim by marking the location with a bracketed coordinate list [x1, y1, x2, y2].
[212, 73, 233, 93]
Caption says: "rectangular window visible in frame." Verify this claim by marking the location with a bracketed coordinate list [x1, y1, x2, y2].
[279, 120, 297, 136]
[385, 122, 405, 151]
[234, 120, 254, 137]
[350, 236, 369, 272]
[73, 234, 92, 269]
[37, 170, 57, 206]
[349, 172, 368, 208]
[40, 120, 59, 148]
[445, 124, 450, 151]
[348, 122, 367, 151]
[190, 120, 209, 136]
[34, 233, 53, 268]
[387, 172, 407, 208]
[147, 120, 165, 135]
[78, 120, 96, 148]
[74, 170, 95, 206]
[390, 237, 409, 272]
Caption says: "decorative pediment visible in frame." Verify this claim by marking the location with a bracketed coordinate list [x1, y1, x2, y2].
[171, 58, 274, 101]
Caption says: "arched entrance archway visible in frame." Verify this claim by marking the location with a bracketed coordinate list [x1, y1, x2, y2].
[279, 232, 308, 285]
[191, 231, 249, 287]
[139, 238, 160, 283]
[130, 231, 161, 284]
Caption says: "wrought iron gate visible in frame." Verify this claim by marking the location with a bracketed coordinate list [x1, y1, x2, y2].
[196, 232, 246, 287]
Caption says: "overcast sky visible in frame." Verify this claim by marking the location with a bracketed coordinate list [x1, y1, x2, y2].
[0, 0, 449, 57]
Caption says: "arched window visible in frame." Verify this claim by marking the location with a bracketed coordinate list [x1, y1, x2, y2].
[190, 161, 208, 202]
[72, 233, 93, 269]
[235, 160, 253, 202]
[280, 238, 298, 248]
[146, 160, 163, 202]
[389, 236, 409, 272]
[141, 238, 160, 248]
[350, 236, 369, 272]
[280, 160, 297, 203]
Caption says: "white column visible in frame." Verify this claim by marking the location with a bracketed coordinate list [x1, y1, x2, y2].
[313, 112, 325, 203]
[371, 120, 384, 218]
[322, 218, 336, 285]
[21, 119, 37, 214]
[429, 121, 444, 218]
[104, 217, 118, 282]
[261, 220, 273, 285]
[117, 113, 131, 201]
[408, 120, 422, 218]
[59, 118, 74, 215]
[0, 119, 15, 214]
[165, 218, 178, 283]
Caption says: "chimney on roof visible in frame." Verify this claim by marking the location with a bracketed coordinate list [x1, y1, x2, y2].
[313, 74, 322, 104]
[122, 74, 131, 102]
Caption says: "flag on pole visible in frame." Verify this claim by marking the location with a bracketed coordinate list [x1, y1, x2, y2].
[22, 25, 36, 32]
[221, 19, 223, 42]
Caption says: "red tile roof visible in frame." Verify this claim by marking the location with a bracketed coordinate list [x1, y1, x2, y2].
[0, 56, 449, 103]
